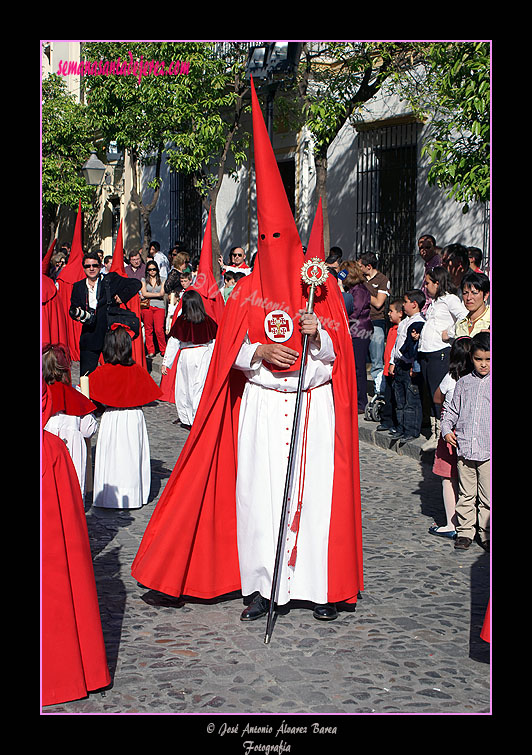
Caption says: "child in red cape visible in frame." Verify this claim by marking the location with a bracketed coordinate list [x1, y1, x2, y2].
[161, 289, 218, 428]
[42, 343, 98, 501]
[41, 382, 111, 706]
[89, 325, 161, 509]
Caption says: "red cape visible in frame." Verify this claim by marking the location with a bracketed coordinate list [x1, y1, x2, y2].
[88, 362, 162, 408]
[132, 267, 364, 604]
[42, 275, 69, 355]
[168, 314, 218, 344]
[48, 380, 97, 417]
[41, 384, 110, 705]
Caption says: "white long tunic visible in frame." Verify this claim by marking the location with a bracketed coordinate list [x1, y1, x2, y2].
[92, 407, 151, 509]
[44, 411, 98, 500]
[163, 335, 216, 426]
[233, 325, 336, 606]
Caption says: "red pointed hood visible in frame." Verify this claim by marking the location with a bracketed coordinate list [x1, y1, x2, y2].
[306, 197, 325, 262]
[57, 200, 85, 285]
[110, 221, 126, 275]
[42, 238, 56, 276]
[190, 209, 225, 323]
[246, 76, 306, 370]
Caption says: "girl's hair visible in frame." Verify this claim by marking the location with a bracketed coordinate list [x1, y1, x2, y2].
[102, 327, 135, 366]
[181, 289, 206, 324]
[426, 266, 456, 298]
[145, 260, 161, 286]
[42, 344, 71, 384]
[339, 260, 365, 288]
[471, 331, 490, 356]
[449, 336, 473, 381]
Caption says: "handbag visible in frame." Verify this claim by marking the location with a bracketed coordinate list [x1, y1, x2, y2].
[104, 275, 141, 339]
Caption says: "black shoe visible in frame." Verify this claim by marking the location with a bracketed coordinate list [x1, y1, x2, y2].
[454, 536, 473, 550]
[312, 603, 338, 621]
[240, 594, 269, 621]
[376, 424, 392, 432]
[399, 435, 418, 445]
[388, 428, 403, 439]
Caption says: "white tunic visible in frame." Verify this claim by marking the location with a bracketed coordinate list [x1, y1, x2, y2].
[45, 411, 98, 500]
[233, 325, 336, 606]
[92, 407, 151, 509]
[163, 334, 216, 426]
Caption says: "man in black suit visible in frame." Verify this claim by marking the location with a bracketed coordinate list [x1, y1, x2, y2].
[70, 251, 142, 375]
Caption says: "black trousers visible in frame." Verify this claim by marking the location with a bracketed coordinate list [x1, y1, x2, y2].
[379, 374, 397, 429]
[418, 348, 450, 419]
[392, 361, 423, 437]
[79, 348, 102, 377]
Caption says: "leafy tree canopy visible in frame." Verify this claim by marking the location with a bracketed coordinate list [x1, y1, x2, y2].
[82, 41, 250, 197]
[399, 41, 490, 206]
[41, 73, 96, 214]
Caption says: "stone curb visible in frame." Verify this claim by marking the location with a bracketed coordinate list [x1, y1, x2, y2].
[357, 416, 436, 465]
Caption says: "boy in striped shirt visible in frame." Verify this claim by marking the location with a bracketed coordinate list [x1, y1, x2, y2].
[440, 332, 490, 551]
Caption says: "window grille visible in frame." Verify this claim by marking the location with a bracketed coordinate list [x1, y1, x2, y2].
[353, 122, 422, 297]
[169, 172, 203, 256]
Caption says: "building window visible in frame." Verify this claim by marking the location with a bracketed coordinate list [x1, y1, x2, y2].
[353, 121, 422, 296]
[169, 173, 203, 255]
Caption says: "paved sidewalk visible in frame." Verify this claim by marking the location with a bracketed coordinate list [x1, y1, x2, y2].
[42, 358, 491, 723]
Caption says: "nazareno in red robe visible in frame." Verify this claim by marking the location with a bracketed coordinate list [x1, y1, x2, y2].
[131, 235, 364, 605]
[42, 275, 69, 356]
[41, 383, 111, 706]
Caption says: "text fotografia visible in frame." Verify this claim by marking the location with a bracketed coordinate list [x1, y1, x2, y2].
[57, 52, 190, 82]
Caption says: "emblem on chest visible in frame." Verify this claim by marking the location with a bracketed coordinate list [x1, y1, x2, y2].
[264, 310, 294, 342]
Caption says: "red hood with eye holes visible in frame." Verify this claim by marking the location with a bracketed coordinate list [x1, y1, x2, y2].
[245, 76, 306, 371]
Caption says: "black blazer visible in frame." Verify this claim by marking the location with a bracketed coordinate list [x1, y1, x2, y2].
[70, 272, 141, 351]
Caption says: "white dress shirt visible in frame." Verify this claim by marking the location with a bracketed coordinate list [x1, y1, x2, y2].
[419, 293, 467, 353]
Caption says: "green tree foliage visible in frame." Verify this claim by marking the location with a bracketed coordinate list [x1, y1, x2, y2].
[83, 41, 200, 249]
[163, 43, 250, 200]
[400, 42, 490, 207]
[41, 73, 96, 233]
[82, 42, 251, 255]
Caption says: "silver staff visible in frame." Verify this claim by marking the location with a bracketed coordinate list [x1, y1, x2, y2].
[264, 258, 329, 645]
